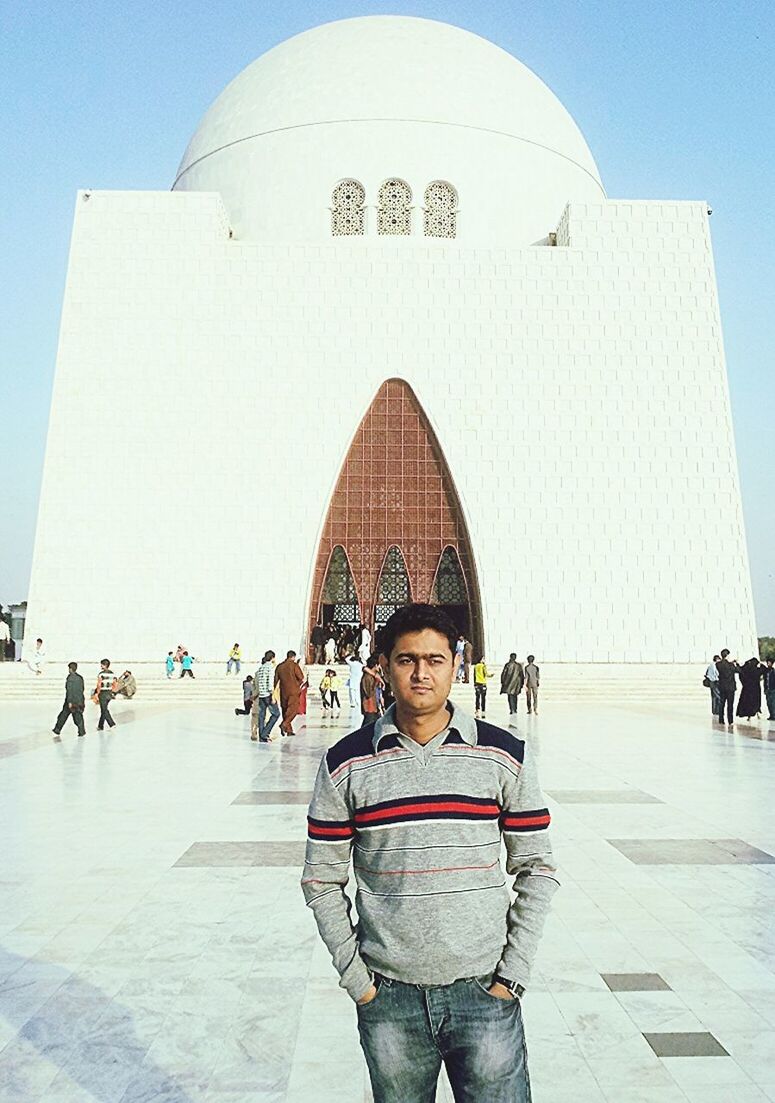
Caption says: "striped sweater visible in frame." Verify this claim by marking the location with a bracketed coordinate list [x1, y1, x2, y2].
[301, 701, 559, 1001]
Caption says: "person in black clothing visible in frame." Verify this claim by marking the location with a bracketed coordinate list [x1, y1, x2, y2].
[715, 648, 739, 725]
[764, 659, 775, 721]
[52, 662, 86, 737]
[736, 658, 763, 720]
[311, 623, 326, 664]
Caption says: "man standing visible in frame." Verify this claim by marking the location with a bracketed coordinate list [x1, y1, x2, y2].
[302, 603, 557, 1102]
[715, 648, 738, 726]
[346, 653, 364, 709]
[500, 653, 525, 726]
[463, 637, 473, 683]
[252, 652, 280, 741]
[360, 657, 381, 726]
[52, 662, 86, 738]
[764, 658, 775, 722]
[473, 655, 489, 718]
[311, 622, 326, 665]
[704, 654, 721, 717]
[275, 650, 304, 736]
[94, 659, 116, 731]
[524, 655, 540, 715]
[0, 614, 10, 662]
[454, 635, 466, 681]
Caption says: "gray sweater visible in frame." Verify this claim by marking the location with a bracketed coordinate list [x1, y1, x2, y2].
[301, 702, 558, 1001]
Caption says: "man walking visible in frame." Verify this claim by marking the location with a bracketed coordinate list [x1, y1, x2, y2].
[275, 649, 304, 736]
[524, 655, 540, 715]
[94, 659, 116, 731]
[763, 657, 775, 722]
[302, 603, 557, 1102]
[500, 653, 525, 726]
[704, 654, 721, 717]
[252, 652, 281, 741]
[715, 648, 738, 726]
[0, 614, 10, 662]
[52, 662, 86, 738]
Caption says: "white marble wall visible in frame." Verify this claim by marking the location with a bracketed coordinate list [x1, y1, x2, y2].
[25, 191, 757, 662]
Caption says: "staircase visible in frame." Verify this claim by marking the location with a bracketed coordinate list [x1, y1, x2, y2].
[0, 661, 705, 704]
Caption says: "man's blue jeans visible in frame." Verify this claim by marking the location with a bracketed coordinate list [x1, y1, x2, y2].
[356, 975, 531, 1103]
[258, 696, 280, 740]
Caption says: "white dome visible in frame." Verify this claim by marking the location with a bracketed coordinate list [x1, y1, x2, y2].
[174, 16, 605, 244]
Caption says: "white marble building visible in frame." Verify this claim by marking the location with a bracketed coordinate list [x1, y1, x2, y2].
[26, 16, 757, 663]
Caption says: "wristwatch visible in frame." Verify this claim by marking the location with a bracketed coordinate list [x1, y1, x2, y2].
[493, 975, 524, 999]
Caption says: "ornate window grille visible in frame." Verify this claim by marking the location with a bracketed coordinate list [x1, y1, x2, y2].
[423, 181, 457, 239]
[431, 546, 468, 605]
[377, 179, 412, 236]
[331, 179, 366, 236]
[322, 546, 359, 610]
[375, 546, 411, 627]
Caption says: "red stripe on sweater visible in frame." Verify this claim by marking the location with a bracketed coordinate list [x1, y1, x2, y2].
[356, 800, 500, 824]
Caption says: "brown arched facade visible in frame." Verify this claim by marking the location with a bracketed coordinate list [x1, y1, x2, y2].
[309, 378, 483, 655]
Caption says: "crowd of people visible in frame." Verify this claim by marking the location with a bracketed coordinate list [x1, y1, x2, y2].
[704, 650, 775, 724]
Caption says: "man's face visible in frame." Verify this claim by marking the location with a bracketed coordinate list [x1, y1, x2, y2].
[383, 629, 454, 717]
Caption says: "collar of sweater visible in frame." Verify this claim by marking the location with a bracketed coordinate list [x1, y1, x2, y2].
[373, 700, 477, 753]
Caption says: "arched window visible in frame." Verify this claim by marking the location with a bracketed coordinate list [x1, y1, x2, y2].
[431, 546, 468, 605]
[377, 179, 412, 236]
[321, 545, 359, 623]
[423, 181, 457, 238]
[331, 179, 366, 236]
[375, 546, 412, 628]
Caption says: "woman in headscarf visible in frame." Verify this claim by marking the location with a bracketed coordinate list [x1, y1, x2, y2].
[736, 657, 763, 720]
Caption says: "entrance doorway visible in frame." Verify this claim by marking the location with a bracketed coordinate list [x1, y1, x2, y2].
[308, 378, 483, 655]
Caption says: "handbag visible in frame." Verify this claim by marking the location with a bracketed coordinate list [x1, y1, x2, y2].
[702, 677, 711, 688]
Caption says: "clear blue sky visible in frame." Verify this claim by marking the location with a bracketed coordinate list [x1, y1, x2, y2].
[1, 0, 773, 631]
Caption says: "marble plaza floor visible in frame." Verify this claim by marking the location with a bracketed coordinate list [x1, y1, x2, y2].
[1, 689, 775, 1103]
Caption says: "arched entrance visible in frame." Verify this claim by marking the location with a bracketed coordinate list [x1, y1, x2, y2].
[308, 378, 483, 655]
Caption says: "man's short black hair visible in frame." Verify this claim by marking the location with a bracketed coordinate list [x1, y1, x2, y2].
[264, 650, 275, 661]
[68, 661, 77, 672]
[527, 654, 535, 662]
[287, 650, 296, 658]
[509, 652, 517, 660]
[720, 648, 730, 658]
[378, 603, 458, 659]
[101, 658, 110, 667]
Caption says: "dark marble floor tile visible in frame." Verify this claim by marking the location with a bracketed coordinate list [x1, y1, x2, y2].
[607, 837, 775, 865]
[173, 841, 306, 867]
[547, 789, 663, 804]
[602, 972, 671, 991]
[231, 791, 313, 805]
[643, 1031, 728, 1057]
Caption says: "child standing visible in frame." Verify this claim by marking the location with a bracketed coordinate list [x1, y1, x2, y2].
[165, 652, 174, 679]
